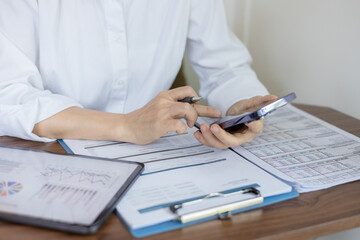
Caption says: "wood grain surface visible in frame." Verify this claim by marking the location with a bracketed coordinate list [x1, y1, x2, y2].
[1, 104, 359, 240]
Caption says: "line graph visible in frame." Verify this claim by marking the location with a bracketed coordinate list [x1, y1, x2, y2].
[40, 165, 114, 186]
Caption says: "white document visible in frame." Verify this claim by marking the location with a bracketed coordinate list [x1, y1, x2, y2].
[0, 146, 139, 225]
[63, 128, 292, 229]
[116, 150, 291, 229]
[65, 131, 225, 175]
[233, 104, 360, 192]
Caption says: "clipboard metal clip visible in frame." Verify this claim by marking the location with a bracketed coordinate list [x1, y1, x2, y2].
[170, 187, 263, 224]
[218, 211, 232, 220]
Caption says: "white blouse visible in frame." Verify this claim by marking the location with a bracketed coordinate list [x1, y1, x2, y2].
[0, 0, 268, 141]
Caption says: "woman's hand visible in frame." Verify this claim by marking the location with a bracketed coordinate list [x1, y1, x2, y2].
[121, 86, 222, 144]
[193, 95, 277, 149]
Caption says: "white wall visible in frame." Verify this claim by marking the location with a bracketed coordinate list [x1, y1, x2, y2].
[183, 0, 360, 120]
[248, 0, 360, 120]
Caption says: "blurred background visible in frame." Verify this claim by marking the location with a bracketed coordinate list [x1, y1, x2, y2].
[182, 0, 360, 120]
[181, 1, 360, 239]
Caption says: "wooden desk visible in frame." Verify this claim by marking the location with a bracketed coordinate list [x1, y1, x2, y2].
[1, 104, 360, 240]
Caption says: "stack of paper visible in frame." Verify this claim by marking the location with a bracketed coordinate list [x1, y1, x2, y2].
[233, 105, 360, 192]
[63, 128, 294, 232]
[61, 104, 360, 236]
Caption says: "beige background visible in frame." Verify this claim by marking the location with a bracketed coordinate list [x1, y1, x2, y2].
[183, 0, 360, 120]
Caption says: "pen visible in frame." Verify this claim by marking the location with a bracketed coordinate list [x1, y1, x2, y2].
[178, 96, 202, 104]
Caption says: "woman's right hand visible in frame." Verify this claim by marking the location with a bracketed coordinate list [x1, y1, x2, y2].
[121, 86, 221, 144]
[33, 86, 221, 145]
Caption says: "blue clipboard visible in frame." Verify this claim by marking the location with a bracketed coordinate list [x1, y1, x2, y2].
[115, 189, 298, 238]
[58, 139, 299, 238]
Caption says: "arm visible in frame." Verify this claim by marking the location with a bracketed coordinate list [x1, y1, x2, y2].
[0, 2, 81, 141]
[33, 86, 222, 144]
[186, 0, 269, 114]
[0, 3, 220, 144]
[186, 0, 272, 148]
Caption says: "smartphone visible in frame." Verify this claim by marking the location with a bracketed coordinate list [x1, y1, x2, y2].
[195, 93, 296, 132]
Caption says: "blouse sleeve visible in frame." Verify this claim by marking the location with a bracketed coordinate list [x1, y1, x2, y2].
[0, 1, 81, 141]
[186, 0, 269, 114]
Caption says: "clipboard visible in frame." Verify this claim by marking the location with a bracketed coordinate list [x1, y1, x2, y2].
[58, 139, 299, 238]
[115, 185, 298, 238]
[0, 144, 143, 234]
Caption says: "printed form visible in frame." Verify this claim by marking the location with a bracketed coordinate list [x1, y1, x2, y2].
[65, 132, 221, 175]
[63, 128, 292, 229]
[233, 105, 360, 192]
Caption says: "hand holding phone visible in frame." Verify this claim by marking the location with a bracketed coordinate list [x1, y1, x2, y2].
[195, 93, 296, 133]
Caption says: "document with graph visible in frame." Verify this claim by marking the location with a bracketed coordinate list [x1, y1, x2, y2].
[233, 104, 360, 192]
[0, 145, 142, 233]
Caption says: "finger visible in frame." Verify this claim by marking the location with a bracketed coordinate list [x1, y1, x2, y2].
[165, 119, 187, 135]
[234, 130, 260, 144]
[228, 95, 278, 115]
[210, 124, 245, 148]
[230, 96, 261, 114]
[199, 123, 228, 149]
[245, 118, 264, 135]
[194, 105, 222, 118]
[246, 94, 278, 110]
[168, 86, 198, 101]
[263, 94, 278, 102]
[211, 119, 264, 147]
[252, 94, 277, 105]
[168, 102, 198, 127]
[193, 131, 213, 148]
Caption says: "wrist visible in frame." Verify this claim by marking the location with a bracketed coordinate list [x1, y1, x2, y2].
[105, 113, 132, 142]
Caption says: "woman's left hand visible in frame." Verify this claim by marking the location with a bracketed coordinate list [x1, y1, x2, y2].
[194, 94, 277, 149]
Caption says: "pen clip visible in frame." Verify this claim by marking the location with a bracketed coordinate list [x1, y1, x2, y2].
[178, 96, 202, 104]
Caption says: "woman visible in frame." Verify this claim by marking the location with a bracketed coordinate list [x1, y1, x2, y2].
[0, 0, 275, 149]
